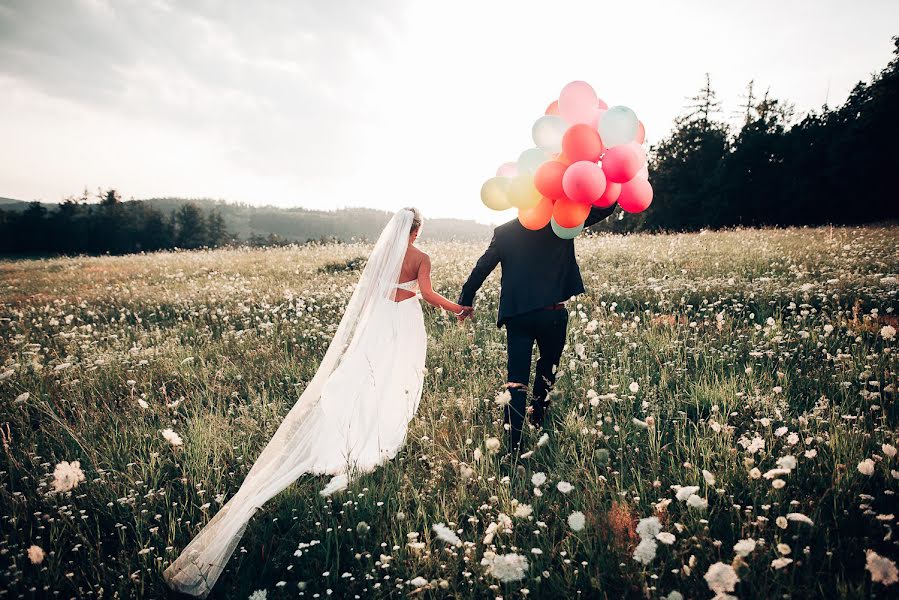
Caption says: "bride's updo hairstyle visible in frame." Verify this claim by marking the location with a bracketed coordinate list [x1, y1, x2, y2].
[404, 207, 423, 234]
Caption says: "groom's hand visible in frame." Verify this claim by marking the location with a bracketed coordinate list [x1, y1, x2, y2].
[457, 306, 474, 322]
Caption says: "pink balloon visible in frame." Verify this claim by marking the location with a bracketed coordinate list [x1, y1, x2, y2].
[628, 142, 647, 168]
[496, 162, 518, 178]
[559, 81, 599, 125]
[602, 145, 641, 183]
[593, 181, 620, 208]
[635, 120, 646, 144]
[589, 108, 607, 130]
[634, 165, 649, 180]
[562, 161, 607, 205]
[618, 178, 653, 213]
[545, 100, 560, 116]
[597, 98, 609, 110]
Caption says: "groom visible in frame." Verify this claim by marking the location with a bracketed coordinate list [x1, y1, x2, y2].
[458, 203, 618, 453]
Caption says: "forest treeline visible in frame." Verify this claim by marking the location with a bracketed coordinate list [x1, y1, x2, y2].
[0, 191, 231, 255]
[598, 36, 899, 232]
[2, 37, 897, 255]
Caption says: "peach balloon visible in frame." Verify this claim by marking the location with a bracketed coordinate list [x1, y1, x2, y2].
[553, 196, 591, 228]
[593, 181, 621, 208]
[562, 124, 603, 163]
[545, 100, 560, 115]
[507, 174, 542, 209]
[602, 145, 641, 183]
[597, 98, 609, 110]
[558, 80, 599, 125]
[534, 160, 567, 201]
[518, 197, 553, 230]
[636, 120, 646, 144]
[617, 178, 653, 213]
[562, 161, 607, 205]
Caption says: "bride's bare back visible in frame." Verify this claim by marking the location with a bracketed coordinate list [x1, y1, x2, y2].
[393, 244, 461, 313]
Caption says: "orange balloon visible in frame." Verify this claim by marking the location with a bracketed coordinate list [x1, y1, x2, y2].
[545, 100, 560, 115]
[553, 196, 591, 228]
[562, 124, 604, 163]
[533, 160, 567, 200]
[518, 197, 553, 230]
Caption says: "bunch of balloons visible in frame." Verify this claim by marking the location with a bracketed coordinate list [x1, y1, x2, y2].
[481, 81, 653, 239]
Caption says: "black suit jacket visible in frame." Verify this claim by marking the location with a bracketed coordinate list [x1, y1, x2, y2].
[458, 205, 616, 327]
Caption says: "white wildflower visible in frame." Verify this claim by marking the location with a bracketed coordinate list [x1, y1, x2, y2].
[51, 460, 85, 493]
[675, 485, 700, 501]
[556, 481, 573, 494]
[772, 557, 793, 570]
[656, 532, 676, 545]
[567, 511, 586, 532]
[161, 428, 183, 447]
[786, 512, 814, 526]
[866, 550, 898, 585]
[858, 459, 875, 476]
[734, 538, 756, 557]
[704, 562, 739, 595]
[27, 545, 45, 564]
[432, 523, 462, 547]
[482, 552, 528, 583]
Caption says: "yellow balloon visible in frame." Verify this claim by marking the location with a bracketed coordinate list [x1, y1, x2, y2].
[481, 177, 512, 211]
[507, 174, 542, 209]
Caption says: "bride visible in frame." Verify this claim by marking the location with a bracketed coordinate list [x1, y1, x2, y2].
[164, 207, 464, 597]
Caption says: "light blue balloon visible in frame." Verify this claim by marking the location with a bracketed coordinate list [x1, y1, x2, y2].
[531, 115, 568, 153]
[599, 105, 638, 148]
[551, 217, 584, 239]
[517, 147, 549, 175]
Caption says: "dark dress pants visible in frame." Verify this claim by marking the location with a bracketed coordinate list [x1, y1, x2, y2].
[503, 307, 568, 450]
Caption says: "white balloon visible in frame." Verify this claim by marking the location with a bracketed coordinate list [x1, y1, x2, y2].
[531, 115, 568, 153]
[599, 105, 639, 148]
[517, 147, 549, 175]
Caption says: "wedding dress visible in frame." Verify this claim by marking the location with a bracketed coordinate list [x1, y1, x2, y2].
[163, 209, 427, 597]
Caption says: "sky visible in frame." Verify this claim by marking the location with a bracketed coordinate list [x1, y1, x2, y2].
[1, 0, 897, 225]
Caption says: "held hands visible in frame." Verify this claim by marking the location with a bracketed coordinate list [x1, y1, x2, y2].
[455, 306, 474, 322]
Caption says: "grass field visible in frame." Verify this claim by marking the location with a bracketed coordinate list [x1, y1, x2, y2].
[1, 226, 897, 599]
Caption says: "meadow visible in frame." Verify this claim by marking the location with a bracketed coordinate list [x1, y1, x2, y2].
[0, 226, 897, 599]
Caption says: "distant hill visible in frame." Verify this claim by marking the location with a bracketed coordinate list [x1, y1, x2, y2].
[0, 196, 492, 242]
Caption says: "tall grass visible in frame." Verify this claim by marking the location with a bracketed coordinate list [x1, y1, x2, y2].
[1, 227, 896, 598]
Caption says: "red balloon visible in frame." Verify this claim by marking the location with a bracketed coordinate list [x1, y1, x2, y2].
[534, 160, 567, 200]
[562, 124, 603, 163]
[602, 145, 641, 183]
[618, 178, 653, 213]
[545, 100, 560, 116]
[635, 120, 646, 144]
[562, 161, 607, 204]
[518, 197, 553, 230]
[553, 196, 591, 228]
[593, 181, 621, 208]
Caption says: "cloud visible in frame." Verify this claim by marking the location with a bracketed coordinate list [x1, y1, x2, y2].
[0, 0, 407, 183]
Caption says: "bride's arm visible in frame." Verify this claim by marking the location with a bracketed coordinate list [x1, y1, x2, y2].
[417, 255, 463, 314]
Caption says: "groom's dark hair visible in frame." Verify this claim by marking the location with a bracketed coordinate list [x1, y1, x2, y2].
[404, 207, 423, 233]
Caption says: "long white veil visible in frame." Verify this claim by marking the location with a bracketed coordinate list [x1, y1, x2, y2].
[163, 209, 415, 597]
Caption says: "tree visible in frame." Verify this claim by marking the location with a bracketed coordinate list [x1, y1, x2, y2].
[175, 203, 208, 249]
[205, 210, 229, 247]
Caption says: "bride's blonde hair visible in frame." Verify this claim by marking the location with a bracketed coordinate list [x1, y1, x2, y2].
[404, 207, 423, 233]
